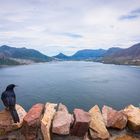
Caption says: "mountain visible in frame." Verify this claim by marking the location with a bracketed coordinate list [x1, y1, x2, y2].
[0, 45, 52, 63]
[52, 43, 140, 65]
[0, 45, 53, 66]
[53, 53, 69, 60]
[103, 47, 123, 56]
[102, 43, 140, 65]
[112, 43, 140, 58]
[70, 49, 107, 60]
[1, 43, 140, 66]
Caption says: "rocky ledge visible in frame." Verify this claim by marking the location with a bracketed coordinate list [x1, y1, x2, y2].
[0, 103, 140, 140]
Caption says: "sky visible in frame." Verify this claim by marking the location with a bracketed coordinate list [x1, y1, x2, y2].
[0, 0, 140, 56]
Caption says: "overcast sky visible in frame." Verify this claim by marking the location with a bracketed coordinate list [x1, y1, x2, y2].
[0, 0, 140, 56]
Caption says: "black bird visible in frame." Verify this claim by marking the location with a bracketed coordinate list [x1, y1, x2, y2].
[1, 84, 20, 123]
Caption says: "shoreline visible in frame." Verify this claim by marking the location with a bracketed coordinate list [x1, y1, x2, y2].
[1, 60, 140, 69]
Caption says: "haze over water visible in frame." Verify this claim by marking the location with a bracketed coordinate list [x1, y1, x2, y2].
[0, 61, 140, 112]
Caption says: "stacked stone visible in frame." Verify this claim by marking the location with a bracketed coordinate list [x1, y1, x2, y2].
[0, 103, 140, 140]
[22, 103, 44, 140]
[41, 102, 57, 140]
[0, 104, 27, 136]
[71, 108, 91, 137]
[52, 103, 74, 135]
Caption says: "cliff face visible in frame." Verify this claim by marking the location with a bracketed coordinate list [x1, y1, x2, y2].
[0, 103, 140, 140]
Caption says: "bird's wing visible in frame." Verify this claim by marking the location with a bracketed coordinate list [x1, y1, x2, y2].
[6, 96, 16, 106]
[1, 91, 16, 107]
[1, 92, 9, 107]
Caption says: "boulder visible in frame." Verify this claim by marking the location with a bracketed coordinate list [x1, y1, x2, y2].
[22, 103, 44, 140]
[89, 105, 110, 140]
[102, 105, 127, 129]
[0, 104, 27, 136]
[124, 105, 140, 131]
[52, 103, 73, 135]
[58, 103, 69, 113]
[41, 102, 57, 140]
[71, 109, 91, 137]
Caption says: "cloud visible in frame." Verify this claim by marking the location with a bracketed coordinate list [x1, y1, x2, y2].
[119, 8, 140, 20]
[119, 15, 139, 20]
[57, 32, 83, 39]
[131, 8, 140, 14]
[0, 0, 140, 56]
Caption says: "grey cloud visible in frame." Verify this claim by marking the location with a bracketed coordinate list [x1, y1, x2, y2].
[119, 15, 139, 20]
[0, 0, 140, 55]
[58, 32, 83, 39]
[131, 8, 140, 14]
[119, 7, 140, 20]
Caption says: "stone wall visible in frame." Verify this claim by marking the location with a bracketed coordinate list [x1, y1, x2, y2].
[0, 103, 140, 140]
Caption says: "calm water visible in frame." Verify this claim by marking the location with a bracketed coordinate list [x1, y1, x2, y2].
[0, 61, 140, 112]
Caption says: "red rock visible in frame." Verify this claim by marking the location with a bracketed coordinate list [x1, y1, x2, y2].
[58, 103, 74, 126]
[71, 109, 91, 137]
[102, 105, 127, 129]
[58, 103, 69, 113]
[52, 103, 73, 135]
[52, 111, 73, 135]
[23, 103, 44, 126]
[22, 103, 44, 140]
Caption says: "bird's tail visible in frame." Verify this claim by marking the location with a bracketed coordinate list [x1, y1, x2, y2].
[9, 107, 20, 123]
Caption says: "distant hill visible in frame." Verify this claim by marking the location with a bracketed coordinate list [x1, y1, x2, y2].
[70, 49, 106, 60]
[53, 48, 122, 61]
[53, 53, 69, 60]
[1, 43, 140, 66]
[103, 47, 123, 57]
[52, 43, 140, 65]
[102, 43, 140, 65]
[0, 45, 52, 65]
[112, 43, 140, 58]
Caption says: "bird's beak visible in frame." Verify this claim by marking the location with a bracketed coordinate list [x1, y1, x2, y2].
[15, 85, 18, 87]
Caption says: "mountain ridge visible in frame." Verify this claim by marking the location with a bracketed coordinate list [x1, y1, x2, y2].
[0, 45, 53, 65]
[53, 43, 140, 65]
[102, 43, 140, 65]
[53, 53, 69, 60]
[1, 43, 140, 66]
